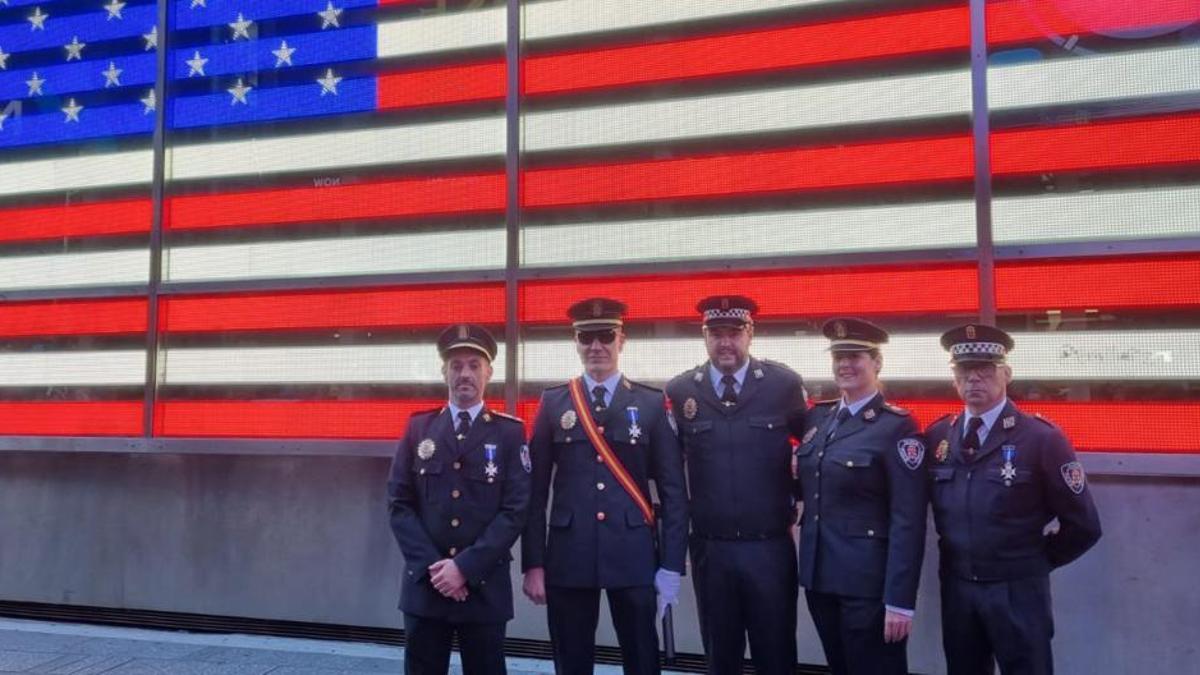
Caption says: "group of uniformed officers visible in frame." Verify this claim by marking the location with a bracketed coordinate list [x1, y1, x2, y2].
[387, 295, 1102, 675]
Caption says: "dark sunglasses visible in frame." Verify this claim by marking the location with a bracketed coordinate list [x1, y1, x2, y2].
[575, 329, 618, 345]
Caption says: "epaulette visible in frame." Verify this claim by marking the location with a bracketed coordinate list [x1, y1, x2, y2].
[812, 398, 839, 406]
[882, 402, 911, 416]
[629, 379, 663, 393]
[1033, 413, 1059, 428]
[758, 358, 794, 372]
[412, 406, 443, 418]
[486, 410, 524, 424]
[544, 382, 568, 391]
[928, 412, 954, 427]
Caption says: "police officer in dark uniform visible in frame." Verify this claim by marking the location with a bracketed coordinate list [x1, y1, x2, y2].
[387, 324, 531, 675]
[792, 318, 929, 675]
[521, 298, 688, 675]
[664, 295, 806, 675]
[926, 324, 1101, 675]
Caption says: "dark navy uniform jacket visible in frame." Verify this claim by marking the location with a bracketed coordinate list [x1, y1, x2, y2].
[521, 377, 688, 588]
[388, 407, 531, 623]
[666, 358, 806, 539]
[926, 400, 1102, 582]
[793, 394, 929, 610]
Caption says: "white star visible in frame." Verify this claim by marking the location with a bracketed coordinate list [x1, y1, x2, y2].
[62, 98, 83, 123]
[228, 12, 253, 40]
[271, 40, 295, 67]
[227, 77, 251, 105]
[316, 68, 342, 96]
[0, 47, 9, 70]
[317, 2, 342, 29]
[140, 89, 156, 114]
[103, 0, 125, 20]
[64, 36, 86, 61]
[102, 61, 123, 87]
[186, 50, 208, 77]
[190, 0, 205, 7]
[26, 71, 44, 96]
[28, 7, 49, 31]
[143, 26, 157, 51]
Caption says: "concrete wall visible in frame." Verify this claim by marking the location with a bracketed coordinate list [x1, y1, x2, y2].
[0, 452, 1196, 674]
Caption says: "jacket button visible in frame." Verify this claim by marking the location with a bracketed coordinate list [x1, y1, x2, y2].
[596, 455, 604, 463]
[846, 460, 854, 467]
[449, 547, 458, 556]
[767, 423, 773, 429]
[596, 512, 606, 521]
[598, 426, 605, 434]
[451, 489, 461, 499]
[451, 518, 460, 528]
[452, 461, 462, 470]
[565, 436, 572, 442]
[813, 493, 819, 500]
[597, 482, 606, 491]
[815, 471, 821, 478]
[817, 452, 824, 459]
[813, 515, 820, 522]
[867, 529, 875, 537]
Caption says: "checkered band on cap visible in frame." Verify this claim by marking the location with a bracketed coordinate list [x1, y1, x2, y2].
[703, 308, 753, 323]
[951, 341, 1007, 356]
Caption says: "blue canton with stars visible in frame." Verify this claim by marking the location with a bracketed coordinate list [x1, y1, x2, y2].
[0, 0, 379, 150]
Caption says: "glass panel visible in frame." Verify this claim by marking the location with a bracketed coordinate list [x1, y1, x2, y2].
[987, 0, 1200, 452]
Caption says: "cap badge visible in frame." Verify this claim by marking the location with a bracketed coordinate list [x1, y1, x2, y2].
[834, 321, 847, 339]
[966, 325, 977, 339]
[417, 439, 436, 460]
[720, 297, 730, 310]
[592, 300, 603, 317]
[457, 324, 469, 340]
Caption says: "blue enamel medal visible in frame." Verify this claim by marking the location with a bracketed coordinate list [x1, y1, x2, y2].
[627, 406, 642, 443]
[1001, 444, 1017, 485]
[484, 443, 499, 482]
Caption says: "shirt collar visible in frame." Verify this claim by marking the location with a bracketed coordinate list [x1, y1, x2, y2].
[582, 371, 622, 400]
[708, 359, 750, 393]
[448, 400, 484, 423]
[839, 390, 878, 416]
[964, 397, 1008, 436]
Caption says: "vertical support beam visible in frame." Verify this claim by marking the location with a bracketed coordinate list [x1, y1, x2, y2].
[142, 0, 170, 436]
[503, 0, 522, 414]
[969, 0, 997, 325]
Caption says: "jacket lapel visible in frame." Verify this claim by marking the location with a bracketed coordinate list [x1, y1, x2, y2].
[734, 358, 765, 410]
[603, 377, 635, 430]
[976, 400, 1019, 462]
[829, 392, 881, 443]
[694, 365, 728, 416]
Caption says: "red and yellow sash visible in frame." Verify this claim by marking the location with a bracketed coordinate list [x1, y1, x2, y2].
[567, 377, 654, 526]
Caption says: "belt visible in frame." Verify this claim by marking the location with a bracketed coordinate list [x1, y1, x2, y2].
[693, 529, 789, 541]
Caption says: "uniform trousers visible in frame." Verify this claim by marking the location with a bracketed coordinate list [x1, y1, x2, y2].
[546, 584, 660, 675]
[940, 574, 1054, 675]
[691, 535, 797, 675]
[403, 613, 507, 675]
[804, 590, 906, 675]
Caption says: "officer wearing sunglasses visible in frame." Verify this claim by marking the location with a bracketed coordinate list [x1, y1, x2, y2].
[521, 297, 689, 675]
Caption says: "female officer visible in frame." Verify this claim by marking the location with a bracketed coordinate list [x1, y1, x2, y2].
[791, 317, 929, 675]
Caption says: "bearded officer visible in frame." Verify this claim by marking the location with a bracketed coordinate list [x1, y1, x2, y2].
[664, 295, 806, 675]
[926, 324, 1101, 675]
[387, 324, 531, 675]
[793, 318, 929, 675]
[521, 297, 688, 675]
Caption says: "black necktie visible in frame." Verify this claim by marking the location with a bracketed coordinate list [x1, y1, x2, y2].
[963, 416, 984, 456]
[592, 385, 607, 413]
[720, 375, 738, 407]
[828, 406, 852, 437]
[455, 411, 472, 441]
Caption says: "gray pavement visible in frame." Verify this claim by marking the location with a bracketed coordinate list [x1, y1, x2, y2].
[0, 618, 674, 675]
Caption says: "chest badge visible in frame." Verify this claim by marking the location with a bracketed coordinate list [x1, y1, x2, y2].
[561, 409, 577, 430]
[683, 397, 698, 420]
[417, 439, 436, 460]
[484, 444, 499, 483]
[1001, 444, 1017, 486]
[935, 439, 949, 463]
[626, 406, 642, 443]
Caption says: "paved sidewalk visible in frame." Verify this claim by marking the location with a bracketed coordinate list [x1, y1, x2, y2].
[0, 618, 673, 675]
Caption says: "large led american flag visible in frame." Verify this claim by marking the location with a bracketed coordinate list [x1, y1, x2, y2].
[1, 0, 1198, 453]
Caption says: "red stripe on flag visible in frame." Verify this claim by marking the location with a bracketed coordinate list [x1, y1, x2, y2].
[997, 256, 1200, 312]
[987, 0, 1200, 46]
[525, 6, 971, 96]
[161, 285, 505, 333]
[993, 114, 1200, 176]
[900, 400, 1200, 454]
[520, 266, 978, 323]
[378, 60, 506, 110]
[0, 199, 151, 244]
[0, 299, 147, 338]
[0, 402, 142, 436]
[166, 172, 505, 231]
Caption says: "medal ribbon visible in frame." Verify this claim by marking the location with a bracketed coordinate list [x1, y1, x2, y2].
[568, 377, 654, 526]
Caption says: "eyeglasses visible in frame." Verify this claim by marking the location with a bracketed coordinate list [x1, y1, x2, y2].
[952, 363, 999, 378]
[576, 329, 618, 345]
